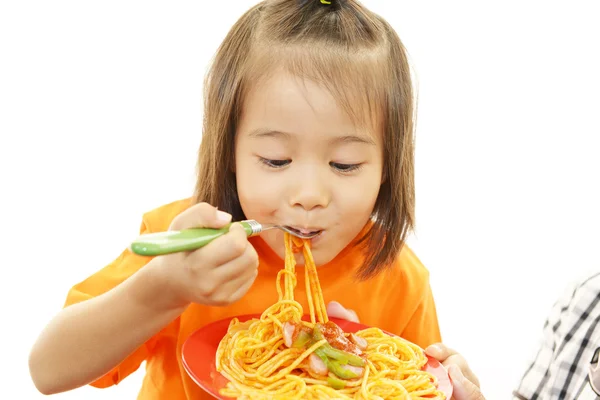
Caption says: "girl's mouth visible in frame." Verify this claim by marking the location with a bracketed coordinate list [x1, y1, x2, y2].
[287, 226, 324, 238]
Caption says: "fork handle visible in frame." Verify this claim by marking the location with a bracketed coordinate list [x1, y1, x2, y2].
[129, 221, 255, 256]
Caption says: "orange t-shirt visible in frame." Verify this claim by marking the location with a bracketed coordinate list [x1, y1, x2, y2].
[63, 198, 441, 399]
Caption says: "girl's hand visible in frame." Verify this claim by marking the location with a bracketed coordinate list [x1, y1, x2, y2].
[328, 303, 484, 399]
[446, 364, 485, 400]
[326, 301, 360, 323]
[425, 344, 483, 400]
[151, 202, 259, 309]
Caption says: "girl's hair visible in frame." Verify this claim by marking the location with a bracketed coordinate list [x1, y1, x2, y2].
[194, 0, 415, 280]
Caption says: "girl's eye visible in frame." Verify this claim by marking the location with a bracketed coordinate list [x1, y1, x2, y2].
[330, 162, 362, 173]
[259, 158, 291, 168]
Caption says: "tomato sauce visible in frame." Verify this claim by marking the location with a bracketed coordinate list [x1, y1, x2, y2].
[320, 321, 363, 356]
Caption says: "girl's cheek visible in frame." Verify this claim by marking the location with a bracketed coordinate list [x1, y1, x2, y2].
[238, 187, 279, 220]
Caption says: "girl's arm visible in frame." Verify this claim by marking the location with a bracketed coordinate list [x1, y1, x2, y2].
[28, 259, 185, 394]
[29, 203, 259, 395]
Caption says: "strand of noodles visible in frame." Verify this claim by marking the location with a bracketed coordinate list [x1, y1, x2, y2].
[215, 232, 446, 399]
[292, 235, 328, 324]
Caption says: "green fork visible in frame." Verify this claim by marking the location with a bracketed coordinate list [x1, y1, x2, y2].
[129, 220, 318, 257]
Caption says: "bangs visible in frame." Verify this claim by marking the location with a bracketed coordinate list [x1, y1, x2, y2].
[241, 42, 390, 133]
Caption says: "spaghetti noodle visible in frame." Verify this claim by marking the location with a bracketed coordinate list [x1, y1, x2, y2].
[215, 233, 445, 399]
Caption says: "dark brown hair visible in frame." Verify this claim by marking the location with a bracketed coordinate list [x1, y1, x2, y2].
[194, 0, 415, 280]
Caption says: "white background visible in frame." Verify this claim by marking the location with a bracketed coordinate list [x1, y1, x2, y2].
[1, 1, 599, 399]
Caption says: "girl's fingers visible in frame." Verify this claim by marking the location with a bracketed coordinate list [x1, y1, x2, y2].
[448, 365, 486, 400]
[442, 355, 480, 388]
[216, 267, 260, 305]
[169, 202, 232, 231]
[189, 241, 258, 306]
[326, 301, 360, 323]
[425, 344, 480, 389]
[425, 343, 457, 361]
[189, 222, 251, 269]
[211, 242, 259, 283]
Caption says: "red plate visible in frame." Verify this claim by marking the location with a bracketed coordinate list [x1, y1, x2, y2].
[182, 314, 453, 399]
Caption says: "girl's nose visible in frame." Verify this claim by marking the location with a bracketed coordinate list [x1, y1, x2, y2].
[289, 169, 331, 211]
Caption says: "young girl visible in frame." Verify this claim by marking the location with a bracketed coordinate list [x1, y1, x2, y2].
[29, 0, 479, 398]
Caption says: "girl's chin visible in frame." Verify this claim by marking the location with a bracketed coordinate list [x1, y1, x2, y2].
[292, 252, 306, 266]
[262, 232, 336, 267]
[292, 249, 336, 268]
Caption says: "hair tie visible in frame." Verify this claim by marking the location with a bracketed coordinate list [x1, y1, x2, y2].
[320, 0, 332, 4]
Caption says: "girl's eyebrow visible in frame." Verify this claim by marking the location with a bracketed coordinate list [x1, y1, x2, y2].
[248, 129, 375, 146]
[330, 135, 376, 146]
[248, 129, 293, 140]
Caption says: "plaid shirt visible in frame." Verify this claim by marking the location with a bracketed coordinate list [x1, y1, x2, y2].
[513, 272, 600, 400]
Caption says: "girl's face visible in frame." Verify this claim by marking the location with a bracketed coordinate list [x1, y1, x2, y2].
[235, 70, 384, 266]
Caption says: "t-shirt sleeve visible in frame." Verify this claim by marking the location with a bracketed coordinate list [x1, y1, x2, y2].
[62, 219, 158, 388]
[400, 280, 442, 349]
[390, 246, 442, 349]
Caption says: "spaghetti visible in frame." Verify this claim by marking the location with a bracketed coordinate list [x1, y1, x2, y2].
[215, 233, 445, 399]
